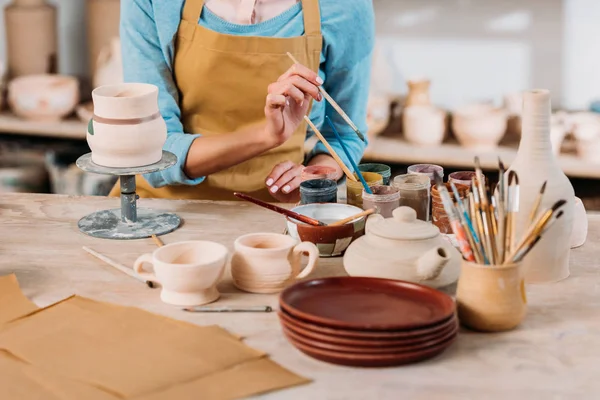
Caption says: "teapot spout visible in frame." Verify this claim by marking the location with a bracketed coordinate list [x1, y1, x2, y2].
[416, 247, 450, 280]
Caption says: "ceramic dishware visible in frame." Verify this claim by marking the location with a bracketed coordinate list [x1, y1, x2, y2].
[405, 78, 431, 107]
[231, 233, 319, 294]
[133, 240, 228, 306]
[286, 203, 366, 257]
[357, 163, 391, 185]
[573, 119, 600, 164]
[299, 179, 337, 204]
[456, 260, 526, 332]
[88, 83, 167, 168]
[343, 207, 461, 288]
[508, 90, 575, 283]
[361, 185, 400, 218]
[571, 197, 587, 248]
[452, 104, 507, 150]
[403, 105, 446, 146]
[346, 171, 383, 208]
[280, 277, 456, 331]
[76, 101, 94, 123]
[8, 74, 79, 121]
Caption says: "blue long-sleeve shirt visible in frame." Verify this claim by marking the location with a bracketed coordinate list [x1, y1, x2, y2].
[120, 0, 374, 187]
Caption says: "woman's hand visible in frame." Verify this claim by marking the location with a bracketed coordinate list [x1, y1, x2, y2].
[263, 63, 323, 147]
[265, 161, 304, 203]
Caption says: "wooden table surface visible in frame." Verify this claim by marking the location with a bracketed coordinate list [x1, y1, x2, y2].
[1, 193, 599, 399]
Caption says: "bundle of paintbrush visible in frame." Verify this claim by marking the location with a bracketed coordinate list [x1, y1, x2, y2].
[433, 157, 567, 265]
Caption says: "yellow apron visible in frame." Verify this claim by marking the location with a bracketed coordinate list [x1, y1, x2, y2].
[109, 0, 322, 201]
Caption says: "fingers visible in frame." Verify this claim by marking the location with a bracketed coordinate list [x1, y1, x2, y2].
[268, 79, 317, 105]
[265, 94, 286, 109]
[266, 162, 304, 194]
[278, 63, 323, 87]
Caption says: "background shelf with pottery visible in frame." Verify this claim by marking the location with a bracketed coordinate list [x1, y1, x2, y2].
[0, 112, 86, 140]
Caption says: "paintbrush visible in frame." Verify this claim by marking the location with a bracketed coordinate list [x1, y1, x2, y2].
[497, 159, 506, 263]
[529, 181, 547, 223]
[470, 180, 489, 263]
[474, 157, 497, 264]
[504, 199, 566, 264]
[329, 208, 375, 226]
[513, 210, 564, 263]
[324, 116, 372, 194]
[304, 116, 357, 182]
[287, 52, 366, 142]
[83, 246, 155, 288]
[151, 234, 164, 247]
[434, 172, 475, 261]
[184, 305, 273, 313]
[234, 192, 327, 226]
[505, 171, 519, 257]
[450, 182, 483, 263]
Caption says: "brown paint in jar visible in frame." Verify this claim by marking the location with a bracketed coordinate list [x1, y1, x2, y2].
[362, 185, 400, 218]
[393, 174, 431, 221]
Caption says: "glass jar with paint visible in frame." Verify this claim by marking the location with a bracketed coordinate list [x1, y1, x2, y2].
[300, 179, 337, 204]
[346, 172, 383, 208]
[407, 164, 444, 184]
[301, 165, 338, 182]
[362, 185, 400, 218]
[448, 171, 476, 186]
[358, 163, 391, 185]
[393, 174, 430, 221]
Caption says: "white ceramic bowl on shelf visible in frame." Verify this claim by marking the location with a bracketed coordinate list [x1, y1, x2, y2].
[403, 106, 446, 146]
[8, 74, 79, 121]
[452, 104, 507, 150]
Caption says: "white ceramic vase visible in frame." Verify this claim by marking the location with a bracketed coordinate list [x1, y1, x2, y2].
[88, 83, 167, 168]
[452, 104, 507, 150]
[508, 90, 575, 283]
[403, 106, 446, 146]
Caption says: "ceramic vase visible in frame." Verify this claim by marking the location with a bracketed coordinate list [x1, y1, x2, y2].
[88, 83, 167, 168]
[402, 106, 446, 146]
[87, 0, 120, 77]
[4, 0, 57, 77]
[508, 90, 575, 283]
[452, 104, 507, 150]
[456, 261, 526, 332]
[405, 78, 431, 107]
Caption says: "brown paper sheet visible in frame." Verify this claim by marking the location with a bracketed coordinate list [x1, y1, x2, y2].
[0, 274, 309, 399]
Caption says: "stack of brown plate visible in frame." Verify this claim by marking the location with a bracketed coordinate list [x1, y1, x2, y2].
[278, 277, 458, 367]
[432, 182, 470, 233]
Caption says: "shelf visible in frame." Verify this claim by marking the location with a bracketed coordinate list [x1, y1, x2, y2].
[0, 112, 87, 140]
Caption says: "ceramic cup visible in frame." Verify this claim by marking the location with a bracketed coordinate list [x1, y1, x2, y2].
[231, 233, 319, 294]
[134, 240, 228, 306]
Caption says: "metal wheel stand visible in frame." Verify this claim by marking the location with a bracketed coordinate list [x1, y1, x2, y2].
[76, 151, 181, 240]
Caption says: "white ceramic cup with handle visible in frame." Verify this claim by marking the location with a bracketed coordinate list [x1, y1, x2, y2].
[134, 240, 228, 306]
[231, 233, 319, 294]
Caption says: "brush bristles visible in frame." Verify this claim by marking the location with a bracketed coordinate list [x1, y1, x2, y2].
[552, 199, 567, 212]
[508, 170, 518, 185]
[540, 181, 547, 193]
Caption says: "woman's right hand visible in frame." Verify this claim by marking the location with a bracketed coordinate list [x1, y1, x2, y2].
[263, 63, 323, 146]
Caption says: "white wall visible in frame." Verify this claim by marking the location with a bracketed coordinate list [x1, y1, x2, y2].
[0, 0, 598, 109]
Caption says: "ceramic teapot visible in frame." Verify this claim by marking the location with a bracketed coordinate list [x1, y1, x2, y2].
[343, 206, 461, 288]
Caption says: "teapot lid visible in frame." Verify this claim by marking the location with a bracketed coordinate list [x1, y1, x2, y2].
[369, 207, 439, 240]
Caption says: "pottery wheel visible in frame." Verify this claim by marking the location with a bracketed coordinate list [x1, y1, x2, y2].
[75, 151, 182, 240]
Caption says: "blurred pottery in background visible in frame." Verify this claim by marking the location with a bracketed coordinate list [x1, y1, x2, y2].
[87, 0, 120, 77]
[503, 91, 523, 116]
[8, 74, 79, 121]
[366, 94, 390, 137]
[88, 83, 167, 168]
[452, 104, 507, 150]
[571, 114, 600, 163]
[76, 102, 94, 123]
[403, 106, 446, 146]
[570, 197, 587, 249]
[405, 78, 431, 107]
[550, 120, 566, 156]
[93, 38, 123, 89]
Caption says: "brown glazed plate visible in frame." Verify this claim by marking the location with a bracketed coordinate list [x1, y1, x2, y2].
[280, 311, 458, 347]
[279, 277, 455, 331]
[285, 331, 457, 367]
[281, 323, 458, 354]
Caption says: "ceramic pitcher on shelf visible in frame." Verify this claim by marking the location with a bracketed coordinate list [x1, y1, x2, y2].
[405, 78, 431, 107]
[507, 89, 574, 283]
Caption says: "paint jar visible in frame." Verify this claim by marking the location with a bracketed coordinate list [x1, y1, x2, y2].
[449, 171, 476, 186]
[362, 185, 400, 218]
[302, 165, 337, 182]
[346, 172, 383, 208]
[300, 179, 337, 204]
[456, 260, 526, 332]
[393, 174, 430, 221]
[431, 182, 470, 233]
[358, 163, 391, 185]
[407, 164, 444, 184]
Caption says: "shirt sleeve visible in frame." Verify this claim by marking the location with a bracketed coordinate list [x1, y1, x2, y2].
[121, 0, 204, 187]
[306, 0, 375, 168]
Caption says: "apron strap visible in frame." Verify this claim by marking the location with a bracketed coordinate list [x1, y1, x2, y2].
[182, 0, 205, 23]
[301, 0, 321, 36]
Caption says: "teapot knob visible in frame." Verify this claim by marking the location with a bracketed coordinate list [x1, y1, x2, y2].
[393, 207, 417, 222]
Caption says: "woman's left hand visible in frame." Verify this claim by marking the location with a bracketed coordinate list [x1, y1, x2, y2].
[265, 161, 304, 202]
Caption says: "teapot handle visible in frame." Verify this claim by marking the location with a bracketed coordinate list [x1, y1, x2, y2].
[365, 213, 384, 235]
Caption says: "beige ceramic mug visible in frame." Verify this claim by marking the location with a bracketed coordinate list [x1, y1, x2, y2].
[231, 233, 319, 294]
[134, 240, 228, 306]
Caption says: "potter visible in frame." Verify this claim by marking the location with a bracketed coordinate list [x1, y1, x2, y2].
[134, 240, 228, 306]
[343, 207, 461, 288]
[231, 233, 319, 294]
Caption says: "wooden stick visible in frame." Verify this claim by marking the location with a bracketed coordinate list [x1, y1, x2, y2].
[151, 234, 164, 247]
[83, 246, 154, 288]
[529, 181, 547, 224]
[287, 52, 366, 142]
[304, 116, 357, 182]
[234, 192, 327, 226]
[329, 209, 375, 226]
